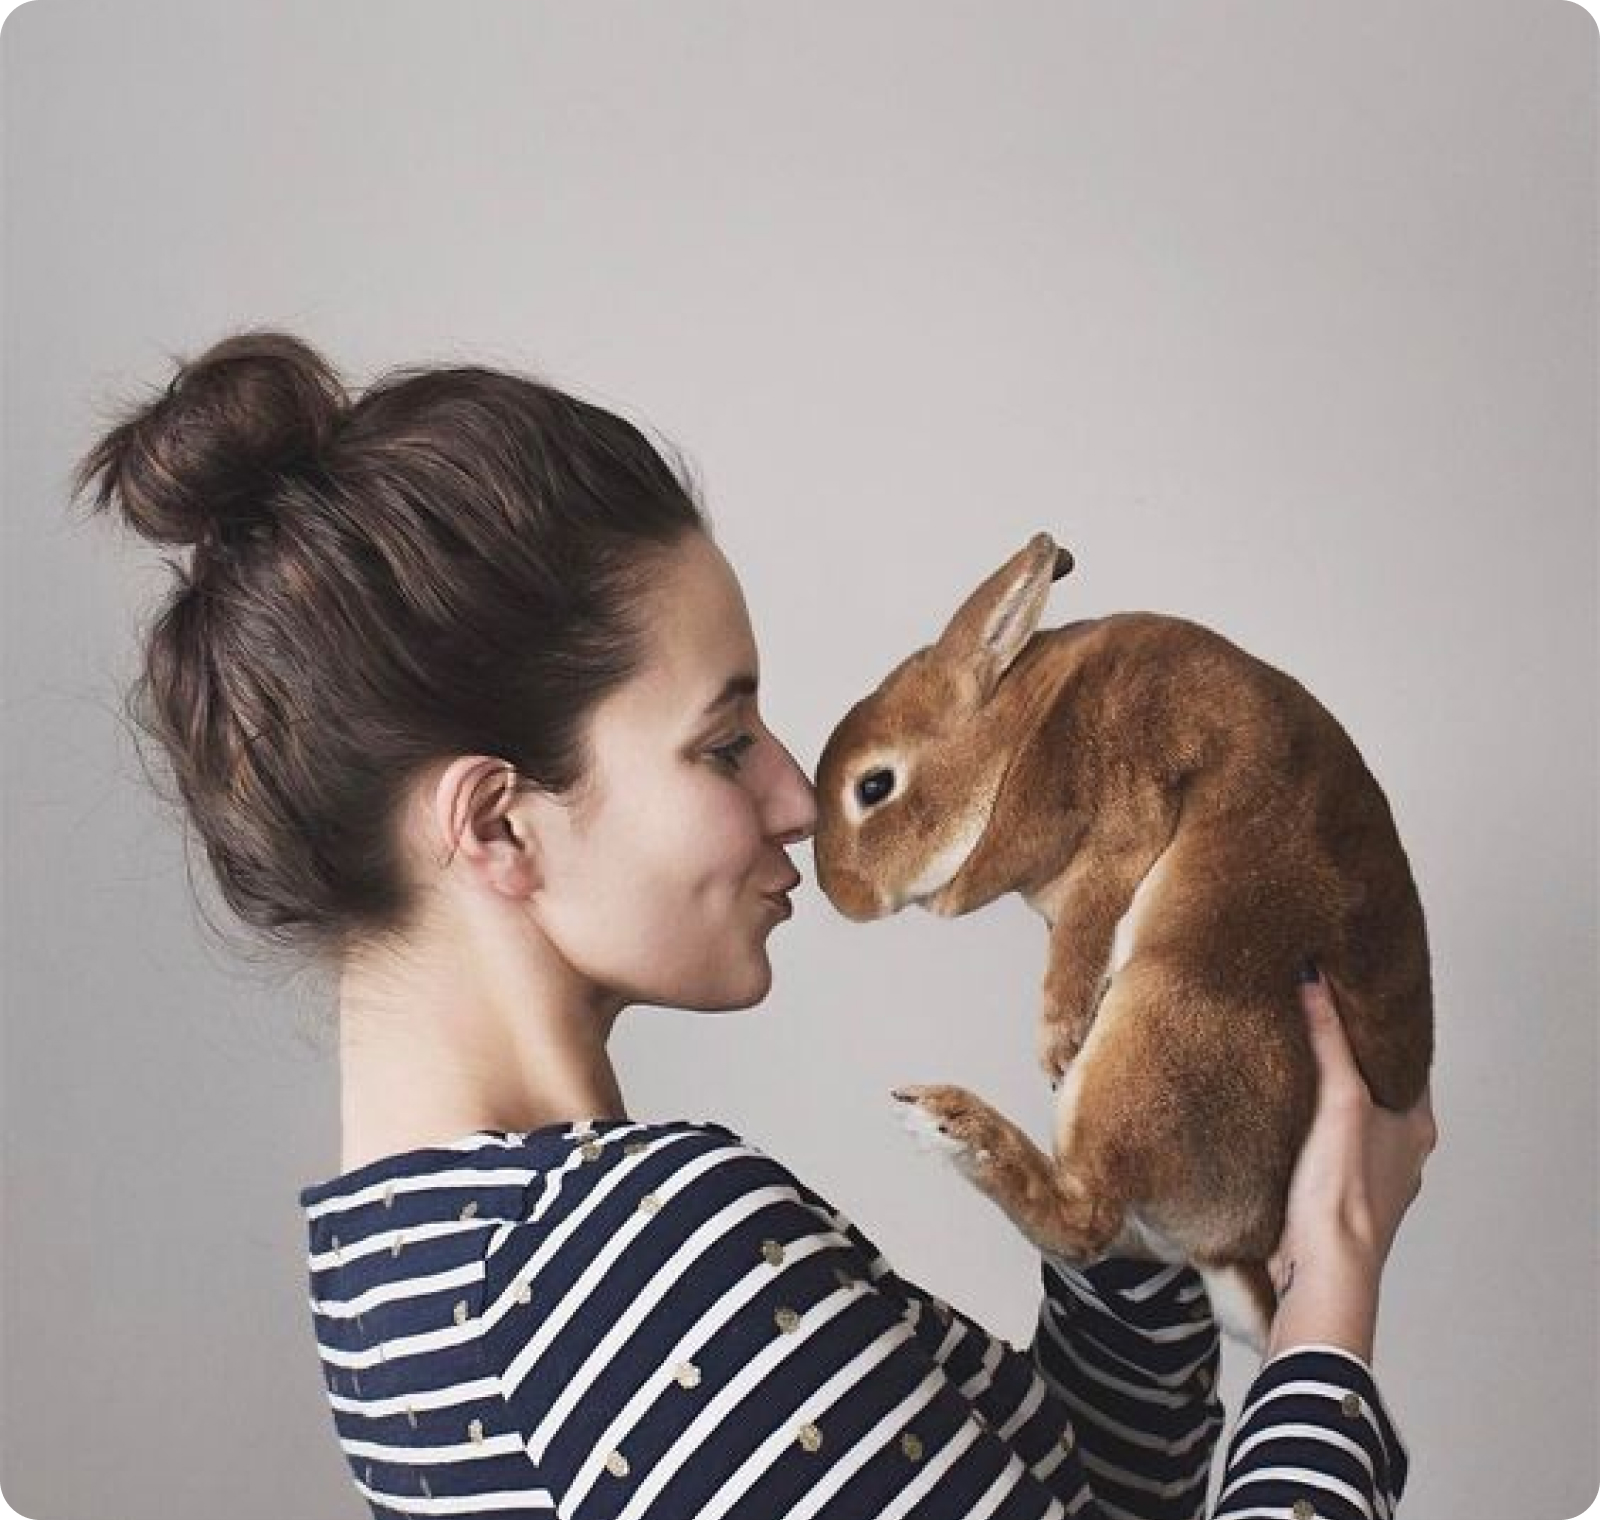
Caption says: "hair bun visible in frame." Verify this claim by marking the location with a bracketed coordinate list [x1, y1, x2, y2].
[73, 328, 349, 552]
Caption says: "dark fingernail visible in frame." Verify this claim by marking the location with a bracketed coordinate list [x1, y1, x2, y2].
[1297, 957, 1321, 984]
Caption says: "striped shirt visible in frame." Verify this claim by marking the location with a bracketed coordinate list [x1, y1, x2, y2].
[300, 1117, 1410, 1519]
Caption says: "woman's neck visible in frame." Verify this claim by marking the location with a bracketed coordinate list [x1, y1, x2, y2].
[334, 924, 629, 1174]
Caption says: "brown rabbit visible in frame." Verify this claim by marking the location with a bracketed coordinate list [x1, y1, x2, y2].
[812, 531, 1433, 1351]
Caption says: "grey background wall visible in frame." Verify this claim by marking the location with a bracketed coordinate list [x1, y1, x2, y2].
[3, 1, 1595, 1517]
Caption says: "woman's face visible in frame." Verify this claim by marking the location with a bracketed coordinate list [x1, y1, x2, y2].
[526, 530, 816, 1011]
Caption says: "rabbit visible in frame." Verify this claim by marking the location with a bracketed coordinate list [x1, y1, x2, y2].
[811, 530, 1434, 1352]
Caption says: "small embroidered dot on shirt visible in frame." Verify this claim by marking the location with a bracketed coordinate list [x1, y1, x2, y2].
[454, 1300, 469, 1325]
[638, 1193, 661, 1214]
[624, 1140, 647, 1156]
[459, 1200, 478, 1220]
[797, 1422, 823, 1452]
[605, 1450, 630, 1476]
[1341, 1392, 1363, 1419]
[901, 1432, 924, 1460]
[1292, 1501, 1316, 1520]
[761, 1239, 785, 1266]
[468, 1419, 484, 1445]
[675, 1361, 701, 1388]
[774, 1306, 800, 1333]
[581, 1140, 602, 1162]
[517, 1281, 532, 1304]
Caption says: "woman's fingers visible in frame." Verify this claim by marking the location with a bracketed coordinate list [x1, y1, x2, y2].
[1274, 960, 1439, 1274]
[1301, 967, 1440, 1154]
[1299, 970, 1371, 1106]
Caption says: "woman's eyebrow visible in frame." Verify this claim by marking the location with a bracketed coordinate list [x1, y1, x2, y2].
[697, 672, 758, 719]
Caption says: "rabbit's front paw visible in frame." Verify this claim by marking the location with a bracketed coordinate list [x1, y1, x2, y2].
[890, 1084, 1001, 1181]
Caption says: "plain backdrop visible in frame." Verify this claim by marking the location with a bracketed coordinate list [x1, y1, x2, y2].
[2, 1, 1595, 1517]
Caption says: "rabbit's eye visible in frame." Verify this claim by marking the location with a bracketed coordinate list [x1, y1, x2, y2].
[856, 768, 895, 807]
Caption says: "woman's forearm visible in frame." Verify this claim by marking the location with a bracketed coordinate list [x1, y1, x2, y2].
[1263, 1236, 1381, 1363]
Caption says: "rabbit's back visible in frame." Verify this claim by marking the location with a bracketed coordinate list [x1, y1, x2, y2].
[1067, 611, 1434, 1116]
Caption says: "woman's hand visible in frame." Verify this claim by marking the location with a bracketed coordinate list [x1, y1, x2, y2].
[1264, 962, 1439, 1361]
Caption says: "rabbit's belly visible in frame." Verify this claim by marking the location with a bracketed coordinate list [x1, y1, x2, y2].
[1107, 848, 1172, 978]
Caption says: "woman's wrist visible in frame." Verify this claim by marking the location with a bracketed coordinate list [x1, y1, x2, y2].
[1263, 1235, 1382, 1364]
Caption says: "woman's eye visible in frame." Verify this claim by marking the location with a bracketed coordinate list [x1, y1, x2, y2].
[708, 733, 758, 773]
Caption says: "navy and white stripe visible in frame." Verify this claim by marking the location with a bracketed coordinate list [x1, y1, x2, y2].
[300, 1118, 1410, 1519]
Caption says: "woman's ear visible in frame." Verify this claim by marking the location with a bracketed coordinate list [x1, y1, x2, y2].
[429, 755, 542, 899]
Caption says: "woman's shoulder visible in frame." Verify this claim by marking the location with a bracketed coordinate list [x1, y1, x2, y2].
[299, 1116, 790, 1268]
[472, 1119, 892, 1432]
[471, 1125, 938, 1507]
[474, 1114, 878, 1313]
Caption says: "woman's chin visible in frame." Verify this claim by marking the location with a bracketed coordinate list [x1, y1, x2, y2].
[688, 950, 773, 1012]
[741, 949, 775, 1002]
[731, 941, 776, 1005]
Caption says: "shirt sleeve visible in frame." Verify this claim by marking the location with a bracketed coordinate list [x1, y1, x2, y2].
[1034, 1254, 1411, 1520]
[474, 1125, 1408, 1520]
[1030, 1254, 1228, 1517]
[807, 1186, 1228, 1519]
[1212, 1342, 1411, 1520]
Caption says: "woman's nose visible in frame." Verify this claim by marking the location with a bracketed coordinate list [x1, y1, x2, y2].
[768, 740, 818, 842]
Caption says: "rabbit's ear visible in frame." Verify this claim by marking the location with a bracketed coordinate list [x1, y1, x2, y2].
[933, 532, 1074, 703]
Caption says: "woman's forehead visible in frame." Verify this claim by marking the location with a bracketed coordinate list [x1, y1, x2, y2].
[657, 537, 758, 675]
[605, 537, 760, 724]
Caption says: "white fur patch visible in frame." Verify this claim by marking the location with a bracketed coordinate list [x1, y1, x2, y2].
[1053, 1053, 1087, 1144]
[897, 1102, 990, 1177]
[1107, 847, 1171, 977]
[899, 1102, 963, 1156]
[1198, 1263, 1271, 1354]
[1112, 1208, 1190, 1265]
[1042, 841, 1171, 1128]
[903, 811, 989, 909]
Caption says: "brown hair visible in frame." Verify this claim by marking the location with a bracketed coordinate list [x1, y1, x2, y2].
[71, 327, 708, 975]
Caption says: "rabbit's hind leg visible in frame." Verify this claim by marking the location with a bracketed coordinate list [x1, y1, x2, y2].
[1037, 957, 1234, 1268]
[892, 1082, 1129, 1262]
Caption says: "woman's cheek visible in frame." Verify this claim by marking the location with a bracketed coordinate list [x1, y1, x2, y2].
[685, 775, 765, 875]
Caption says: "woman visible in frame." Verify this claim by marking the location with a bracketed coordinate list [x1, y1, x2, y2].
[75, 329, 1436, 1520]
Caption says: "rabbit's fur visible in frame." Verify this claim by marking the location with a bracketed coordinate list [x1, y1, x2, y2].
[812, 532, 1433, 1351]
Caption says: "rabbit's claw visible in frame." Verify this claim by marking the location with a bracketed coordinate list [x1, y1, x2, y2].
[1037, 1020, 1084, 1091]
